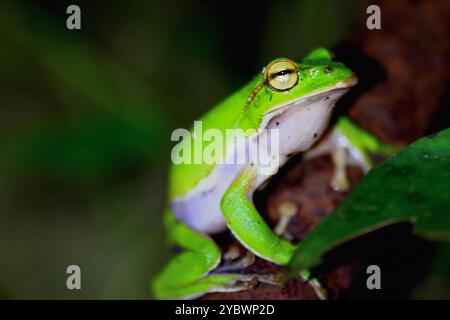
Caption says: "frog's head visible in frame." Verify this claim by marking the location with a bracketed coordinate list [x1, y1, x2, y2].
[241, 47, 357, 152]
[265, 48, 356, 100]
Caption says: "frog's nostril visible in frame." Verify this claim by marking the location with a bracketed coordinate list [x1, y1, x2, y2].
[324, 66, 333, 74]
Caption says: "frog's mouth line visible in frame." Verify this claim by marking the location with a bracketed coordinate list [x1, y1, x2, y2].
[263, 75, 358, 117]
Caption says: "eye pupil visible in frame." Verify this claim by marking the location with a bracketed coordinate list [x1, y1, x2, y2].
[269, 69, 292, 80]
[276, 70, 290, 76]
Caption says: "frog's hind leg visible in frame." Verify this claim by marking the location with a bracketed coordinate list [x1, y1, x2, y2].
[151, 209, 253, 299]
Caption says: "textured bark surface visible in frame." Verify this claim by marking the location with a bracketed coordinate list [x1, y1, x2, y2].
[202, 0, 450, 300]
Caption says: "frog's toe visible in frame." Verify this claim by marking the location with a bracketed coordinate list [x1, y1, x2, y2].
[331, 147, 351, 192]
[274, 200, 298, 237]
[300, 270, 328, 300]
[217, 250, 255, 272]
[153, 274, 256, 299]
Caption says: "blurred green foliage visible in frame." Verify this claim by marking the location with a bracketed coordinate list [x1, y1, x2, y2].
[0, 0, 367, 298]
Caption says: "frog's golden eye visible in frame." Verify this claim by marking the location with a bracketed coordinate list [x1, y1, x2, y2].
[264, 59, 299, 91]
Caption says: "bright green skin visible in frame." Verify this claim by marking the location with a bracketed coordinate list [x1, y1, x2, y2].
[152, 48, 370, 299]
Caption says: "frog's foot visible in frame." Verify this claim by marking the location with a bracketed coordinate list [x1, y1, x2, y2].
[305, 117, 396, 192]
[217, 249, 255, 272]
[274, 201, 298, 240]
[300, 270, 328, 300]
[155, 273, 259, 300]
[152, 243, 258, 299]
[159, 272, 288, 299]
[219, 272, 286, 286]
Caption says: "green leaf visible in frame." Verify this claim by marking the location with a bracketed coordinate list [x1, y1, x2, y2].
[290, 128, 450, 271]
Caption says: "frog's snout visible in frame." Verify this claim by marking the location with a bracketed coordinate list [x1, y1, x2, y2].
[345, 74, 358, 87]
[331, 74, 358, 90]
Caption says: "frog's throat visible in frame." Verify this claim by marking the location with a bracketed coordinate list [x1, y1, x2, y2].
[249, 84, 354, 191]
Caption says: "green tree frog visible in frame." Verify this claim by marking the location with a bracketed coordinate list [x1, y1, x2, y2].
[152, 48, 384, 299]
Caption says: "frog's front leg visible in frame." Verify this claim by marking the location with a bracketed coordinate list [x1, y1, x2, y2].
[305, 116, 396, 191]
[221, 166, 296, 265]
[221, 169, 327, 298]
[151, 210, 255, 299]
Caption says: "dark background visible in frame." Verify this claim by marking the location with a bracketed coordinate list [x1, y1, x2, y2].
[6, 0, 447, 299]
